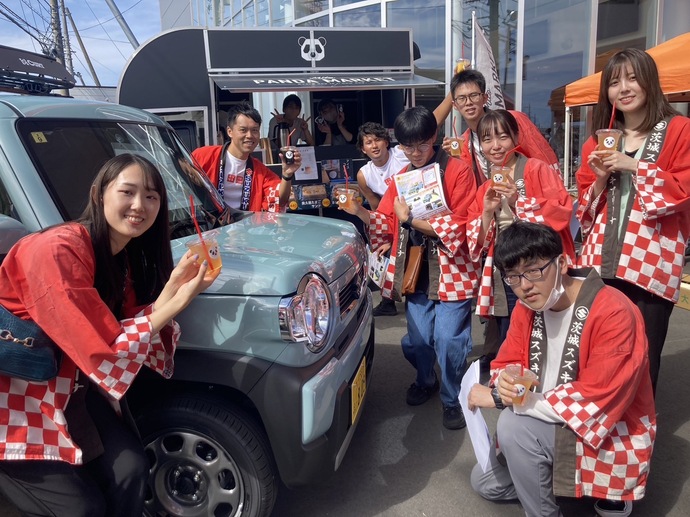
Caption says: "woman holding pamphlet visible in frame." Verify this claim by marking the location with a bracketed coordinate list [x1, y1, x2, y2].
[467, 110, 574, 358]
[576, 47, 690, 394]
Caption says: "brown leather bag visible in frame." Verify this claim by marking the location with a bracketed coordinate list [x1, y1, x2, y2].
[402, 245, 425, 295]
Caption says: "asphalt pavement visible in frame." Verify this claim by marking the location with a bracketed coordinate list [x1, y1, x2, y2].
[1, 292, 689, 517]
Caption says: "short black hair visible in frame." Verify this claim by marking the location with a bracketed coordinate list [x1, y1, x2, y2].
[494, 222, 563, 273]
[393, 106, 437, 146]
[227, 101, 261, 127]
[356, 122, 390, 152]
[450, 69, 486, 98]
[283, 94, 302, 111]
[317, 98, 336, 113]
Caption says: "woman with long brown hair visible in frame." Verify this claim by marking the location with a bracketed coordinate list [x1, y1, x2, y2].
[577, 47, 690, 399]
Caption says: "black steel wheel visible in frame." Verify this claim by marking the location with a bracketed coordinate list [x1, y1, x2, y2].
[138, 396, 277, 517]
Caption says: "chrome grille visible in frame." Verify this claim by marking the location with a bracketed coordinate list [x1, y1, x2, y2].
[338, 264, 365, 317]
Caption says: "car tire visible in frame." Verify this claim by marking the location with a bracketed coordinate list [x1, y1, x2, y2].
[137, 396, 277, 517]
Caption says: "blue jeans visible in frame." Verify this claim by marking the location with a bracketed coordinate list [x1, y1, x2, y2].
[401, 292, 473, 407]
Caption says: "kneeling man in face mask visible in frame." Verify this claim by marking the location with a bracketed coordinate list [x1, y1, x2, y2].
[467, 221, 656, 517]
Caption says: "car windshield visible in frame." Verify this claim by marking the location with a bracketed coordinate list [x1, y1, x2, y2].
[16, 118, 229, 238]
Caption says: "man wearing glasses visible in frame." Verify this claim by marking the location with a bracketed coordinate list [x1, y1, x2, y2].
[467, 221, 655, 517]
[447, 70, 559, 181]
[343, 105, 480, 430]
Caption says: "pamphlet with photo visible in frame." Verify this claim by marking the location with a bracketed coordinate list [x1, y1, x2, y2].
[393, 163, 449, 220]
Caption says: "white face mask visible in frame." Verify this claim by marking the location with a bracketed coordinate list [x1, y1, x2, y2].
[537, 259, 565, 311]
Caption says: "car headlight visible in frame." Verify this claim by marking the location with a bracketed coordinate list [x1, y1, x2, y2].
[279, 274, 331, 352]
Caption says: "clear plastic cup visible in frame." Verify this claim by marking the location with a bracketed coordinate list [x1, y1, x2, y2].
[185, 233, 222, 272]
[334, 187, 358, 210]
[596, 129, 623, 156]
[280, 146, 297, 165]
[490, 165, 512, 186]
[505, 364, 537, 405]
[448, 137, 464, 157]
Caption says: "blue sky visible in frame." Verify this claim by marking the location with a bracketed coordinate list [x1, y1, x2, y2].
[1, 0, 162, 86]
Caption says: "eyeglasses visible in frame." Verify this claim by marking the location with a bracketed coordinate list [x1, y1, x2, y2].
[453, 92, 483, 105]
[401, 142, 433, 154]
[502, 257, 558, 286]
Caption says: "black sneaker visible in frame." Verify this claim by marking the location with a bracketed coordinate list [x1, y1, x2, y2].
[406, 375, 440, 406]
[443, 405, 467, 430]
[594, 500, 632, 517]
[373, 298, 397, 316]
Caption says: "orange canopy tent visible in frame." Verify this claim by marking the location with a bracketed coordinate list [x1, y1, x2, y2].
[565, 32, 690, 107]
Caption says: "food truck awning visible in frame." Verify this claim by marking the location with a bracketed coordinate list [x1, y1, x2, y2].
[211, 72, 442, 92]
[119, 27, 443, 111]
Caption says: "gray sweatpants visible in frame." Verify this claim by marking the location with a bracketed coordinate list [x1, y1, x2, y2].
[471, 408, 564, 517]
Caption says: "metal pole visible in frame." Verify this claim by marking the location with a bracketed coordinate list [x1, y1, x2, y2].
[49, 0, 64, 63]
[66, 7, 102, 86]
[103, 0, 140, 49]
[58, 0, 72, 74]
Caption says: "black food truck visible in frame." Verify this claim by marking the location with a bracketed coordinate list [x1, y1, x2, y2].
[117, 27, 443, 221]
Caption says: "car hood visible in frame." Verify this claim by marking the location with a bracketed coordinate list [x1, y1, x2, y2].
[172, 212, 365, 296]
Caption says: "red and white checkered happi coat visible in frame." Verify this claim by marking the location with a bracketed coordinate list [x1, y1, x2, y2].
[0, 224, 179, 464]
[467, 157, 575, 316]
[576, 116, 690, 302]
[491, 285, 656, 501]
[368, 156, 480, 302]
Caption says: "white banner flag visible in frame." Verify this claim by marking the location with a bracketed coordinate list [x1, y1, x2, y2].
[474, 18, 505, 110]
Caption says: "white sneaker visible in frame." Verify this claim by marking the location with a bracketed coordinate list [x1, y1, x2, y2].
[594, 500, 632, 517]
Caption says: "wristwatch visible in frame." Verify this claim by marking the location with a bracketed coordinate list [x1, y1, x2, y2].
[491, 387, 505, 410]
[280, 171, 294, 181]
[401, 214, 414, 230]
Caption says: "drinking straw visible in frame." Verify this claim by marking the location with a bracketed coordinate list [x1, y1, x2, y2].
[608, 102, 616, 130]
[188, 195, 213, 266]
[343, 163, 349, 190]
[452, 115, 459, 138]
[501, 145, 524, 167]
[287, 128, 296, 146]
[521, 364, 524, 376]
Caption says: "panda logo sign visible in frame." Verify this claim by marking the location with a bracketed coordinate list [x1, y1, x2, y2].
[603, 136, 616, 149]
[298, 37, 327, 63]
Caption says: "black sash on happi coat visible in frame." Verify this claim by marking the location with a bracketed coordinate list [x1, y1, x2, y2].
[600, 116, 673, 277]
[217, 141, 255, 211]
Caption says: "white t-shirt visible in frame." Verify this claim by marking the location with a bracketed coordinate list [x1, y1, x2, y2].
[359, 146, 410, 197]
[223, 150, 247, 208]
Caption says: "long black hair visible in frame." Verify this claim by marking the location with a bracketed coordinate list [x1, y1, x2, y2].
[79, 154, 173, 316]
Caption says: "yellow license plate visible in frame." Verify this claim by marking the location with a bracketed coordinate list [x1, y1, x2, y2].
[350, 357, 367, 424]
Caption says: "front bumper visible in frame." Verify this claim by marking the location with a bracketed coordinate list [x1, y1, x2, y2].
[250, 289, 374, 487]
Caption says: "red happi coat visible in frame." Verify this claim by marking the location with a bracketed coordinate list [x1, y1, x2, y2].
[467, 155, 576, 316]
[0, 224, 179, 464]
[191, 144, 283, 212]
[367, 152, 481, 302]
[460, 110, 561, 177]
[491, 275, 656, 501]
[576, 116, 690, 302]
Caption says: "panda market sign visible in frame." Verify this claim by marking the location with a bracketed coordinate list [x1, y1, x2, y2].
[251, 76, 398, 86]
